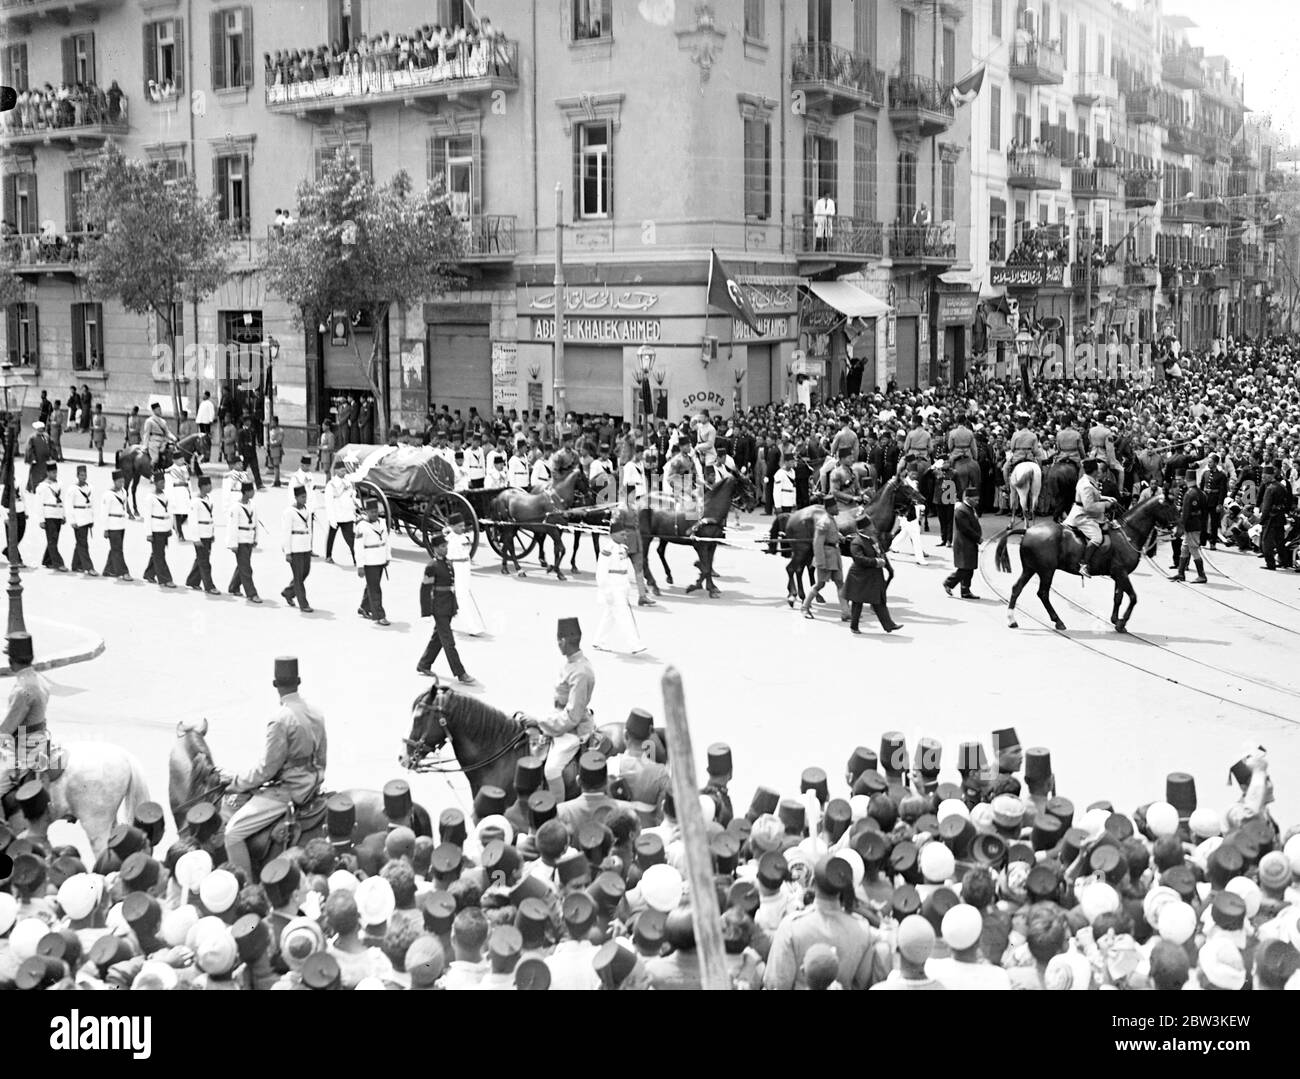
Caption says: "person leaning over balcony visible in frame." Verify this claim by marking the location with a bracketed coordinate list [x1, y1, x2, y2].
[813, 190, 836, 252]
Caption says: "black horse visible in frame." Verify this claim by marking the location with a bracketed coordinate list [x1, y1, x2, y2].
[116, 432, 210, 515]
[1043, 458, 1125, 521]
[638, 471, 753, 598]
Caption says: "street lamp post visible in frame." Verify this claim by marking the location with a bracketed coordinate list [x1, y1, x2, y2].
[1014, 329, 1036, 400]
[635, 343, 656, 445]
[1, 363, 30, 638]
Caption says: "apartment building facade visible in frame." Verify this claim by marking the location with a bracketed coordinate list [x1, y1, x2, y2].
[1, 0, 976, 444]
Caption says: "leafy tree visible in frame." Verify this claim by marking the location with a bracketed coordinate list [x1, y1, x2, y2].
[0, 254, 28, 312]
[79, 144, 232, 425]
[260, 151, 466, 442]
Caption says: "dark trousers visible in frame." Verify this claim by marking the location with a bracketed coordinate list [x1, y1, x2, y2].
[849, 601, 896, 631]
[173, 513, 188, 540]
[42, 520, 65, 569]
[282, 551, 312, 608]
[70, 524, 94, 572]
[764, 478, 775, 514]
[199, 423, 212, 459]
[1202, 497, 1223, 546]
[5, 513, 24, 565]
[244, 453, 263, 488]
[944, 566, 976, 594]
[937, 504, 954, 544]
[326, 522, 355, 563]
[228, 543, 258, 598]
[103, 529, 129, 577]
[143, 532, 173, 584]
[186, 538, 216, 590]
[1261, 521, 1289, 570]
[1170, 536, 1182, 565]
[418, 614, 466, 677]
[359, 565, 386, 621]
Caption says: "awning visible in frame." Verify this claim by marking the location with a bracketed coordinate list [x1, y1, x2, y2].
[807, 281, 892, 319]
[939, 269, 983, 289]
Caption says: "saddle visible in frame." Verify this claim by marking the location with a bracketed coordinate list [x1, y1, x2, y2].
[267, 792, 330, 847]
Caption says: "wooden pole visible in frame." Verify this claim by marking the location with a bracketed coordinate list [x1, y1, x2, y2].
[661, 666, 729, 990]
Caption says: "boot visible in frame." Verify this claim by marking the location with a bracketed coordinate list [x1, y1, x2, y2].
[1169, 556, 1188, 582]
[1192, 560, 1207, 584]
[1079, 542, 1099, 578]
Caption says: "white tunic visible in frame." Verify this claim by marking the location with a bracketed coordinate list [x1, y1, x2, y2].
[100, 489, 129, 533]
[36, 480, 64, 522]
[325, 477, 357, 527]
[592, 538, 644, 655]
[281, 505, 313, 554]
[356, 518, 390, 567]
[192, 494, 216, 540]
[68, 482, 95, 528]
[226, 501, 257, 548]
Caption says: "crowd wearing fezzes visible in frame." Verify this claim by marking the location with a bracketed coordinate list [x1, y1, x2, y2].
[1, 636, 1298, 991]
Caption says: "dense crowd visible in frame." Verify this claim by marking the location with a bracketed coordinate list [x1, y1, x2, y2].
[1, 81, 127, 134]
[1, 707, 1296, 991]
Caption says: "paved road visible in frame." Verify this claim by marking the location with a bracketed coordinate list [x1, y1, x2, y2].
[16, 455, 1300, 837]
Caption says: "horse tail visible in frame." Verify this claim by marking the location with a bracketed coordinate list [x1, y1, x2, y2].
[119, 751, 152, 824]
[994, 528, 1025, 574]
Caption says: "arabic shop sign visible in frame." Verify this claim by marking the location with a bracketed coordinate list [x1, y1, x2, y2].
[732, 316, 792, 340]
[526, 287, 660, 313]
[990, 264, 1066, 288]
[532, 317, 663, 342]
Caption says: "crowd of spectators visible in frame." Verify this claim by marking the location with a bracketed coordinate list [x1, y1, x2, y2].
[1, 82, 126, 134]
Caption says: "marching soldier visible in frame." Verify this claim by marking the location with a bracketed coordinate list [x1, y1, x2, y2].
[288, 455, 320, 547]
[1170, 469, 1208, 583]
[485, 452, 509, 489]
[416, 529, 474, 682]
[35, 464, 67, 571]
[167, 452, 192, 540]
[530, 445, 554, 490]
[464, 433, 486, 489]
[621, 445, 647, 509]
[356, 498, 391, 626]
[1258, 465, 1291, 572]
[227, 481, 262, 603]
[508, 443, 531, 490]
[100, 470, 132, 580]
[68, 464, 96, 575]
[280, 485, 314, 614]
[324, 461, 357, 565]
[141, 472, 177, 588]
[186, 475, 219, 593]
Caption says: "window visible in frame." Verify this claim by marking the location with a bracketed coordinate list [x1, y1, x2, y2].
[329, 0, 357, 52]
[989, 197, 1006, 261]
[159, 158, 188, 185]
[572, 0, 612, 41]
[429, 135, 479, 217]
[61, 33, 95, 85]
[941, 27, 955, 87]
[744, 0, 765, 41]
[941, 160, 955, 223]
[989, 85, 1002, 150]
[71, 303, 104, 371]
[575, 122, 612, 218]
[1041, 3, 1051, 41]
[1060, 16, 1068, 71]
[992, 0, 1002, 39]
[853, 117, 877, 222]
[854, 0, 876, 60]
[5, 304, 39, 369]
[316, 144, 374, 183]
[1014, 200, 1027, 244]
[900, 10, 914, 78]
[214, 154, 250, 232]
[156, 303, 184, 346]
[64, 169, 91, 232]
[143, 19, 185, 95]
[808, 0, 831, 44]
[1096, 34, 1105, 75]
[803, 134, 837, 215]
[2, 174, 38, 234]
[211, 7, 253, 90]
[1077, 25, 1086, 74]
[1038, 203, 1049, 226]
[897, 152, 917, 223]
[1, 44, 28, 93]
[744, 117, 772, 220]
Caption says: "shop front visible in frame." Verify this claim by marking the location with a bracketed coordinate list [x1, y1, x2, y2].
[798, 280, 893, 396]
[934, 291, 979, 387]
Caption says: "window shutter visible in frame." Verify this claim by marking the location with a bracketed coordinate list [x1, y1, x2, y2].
[429, 137, 446, 188]
[29, 305, 39, 372]
[471, 131, 482, 216]
[242, 7, 254, 87]
[174, 19, 185, 92]
[360, 143, 373, 182]
[5, 306, 16, 366]
[65, 170, 81, 232]
[572, 129, 582, 218]
[211, 12, 225, 89]
[28, 177, 37, 232]
[314, 146, 328, 180]
[61, 36, 75, 85]
[601, 0, 613, 34]
[92, 304, 103, 364]
[2, 176, 15, 228]
[1, 47, 10, 88]
[71, 305, 85, 370]
[604, 121, 613, 217]
[214, 156, 229, 220]
[803, 132, 815, 216]
[85, 32, 96, 84]
[240, 155, 251, 222]
[763, 120, 772, 218]
[328, 3, 342, 48]
[352, 0, 363, 45]
[143, 24, 157, 95]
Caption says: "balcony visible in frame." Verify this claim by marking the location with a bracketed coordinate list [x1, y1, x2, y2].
[457, 214, 517, 262]
[4, 231, 94, 280]
[265, 40, 519, 119]
[1163, 125, 1203, 157]
[1202, 198, 1230, 227]
[1124, 263, 1159, 287]
[1122, 88, 1161, 126]
[1124, 174, 1160, 208]
[0, 0, 123, 29]
[790, 42, 886, 114]
[1074, 72, 1118, 107]
[1070, 166, 1119, 200]
[1232, 143, 1259, 169]
[1162, 51, 1204, 91]
[1163, 199, 1205, 225]
[1009, 41, 1065, 85]
[1073, 260, 1124, 290]
[792, 215, 885, 265]
[888, 74, 954, 137]
[1202, 132, 1233, 162]
[1, 92, 129, 149]
[888, 223, 956, 267]
[1007, 149, 1061, 191]
[1229, 243, 1261, 280]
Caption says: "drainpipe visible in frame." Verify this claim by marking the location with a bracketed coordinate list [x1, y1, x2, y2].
[779, 0, 787, 260]
[187, 0, 200, 415]
[531, 2, 539, 259]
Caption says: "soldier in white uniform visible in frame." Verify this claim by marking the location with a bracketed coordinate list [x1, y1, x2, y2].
[530, 447, 553, 490]
[185, 475, 219, 593]
[141, 472, 176, 587]
[166, 454, 192, 540]
[99, 470, 132, 579]
[288, 456, 320, 549]
[324, 461, 357, 565]
[485, 452, 510, 490]
[591, 535, 645, 656]
[67, 464, 96, 575]
[356, 498, 391, 626]
[463, 435, 486, 489]
[508, 445, 531, 490]
[621, 446, 647, 509]
[35, 465, 67, 571]
[589, 445, 616, 508]
[280, 485, 315, 613]
[226, 481, 262, 602]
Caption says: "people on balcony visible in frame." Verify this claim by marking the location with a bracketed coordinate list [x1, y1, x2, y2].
[2, 81, 126, 135]
[266, 17, 509, 100]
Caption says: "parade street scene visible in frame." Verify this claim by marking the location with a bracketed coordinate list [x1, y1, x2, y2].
[2, 0, 1300, 1024]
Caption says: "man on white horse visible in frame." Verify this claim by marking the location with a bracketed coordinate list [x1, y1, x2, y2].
[1064, 458, 1115, 578]
[216, 656, 327, 879]
[1004, 412, 1045, 518]
[539, 617, 595, 802]
[0, 632, 50, 826]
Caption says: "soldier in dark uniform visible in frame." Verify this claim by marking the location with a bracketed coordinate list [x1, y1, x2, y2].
[1199, 455, 1229, 549]
[1170, 470, 1208, 583]
[1258, 466, 1292, 571]
[416, 530, 475, 683]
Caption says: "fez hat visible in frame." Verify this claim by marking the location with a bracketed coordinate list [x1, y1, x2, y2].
[527, 791, 557, 828]
[707, 743, 733, 779]
[778, 799, 806, 837]
[972, 832, 1008, 870]
[184, 801, 221, 841]
[132, 803, 166, 847]
[710, 833, 740, 875]
[916, 738, 942, 778]
[853, 770, 888, 798]
[326, 794, 355, 842]
[625, 708, 654, 743]
[233, 914, 271, 964]
[1031, 814, 1065, 851]
[846, 747, 877, 783]
[880, 731, 909, 774]
[418, 891, 457, 935]
[272, 656, 300, 688]
[259, 857, 301, 909]
[579, 752, 607, 788]
[119, 853, 161, 894]
[439, 809, 468, 847]
[514, 756, 544, 795]
[588, 871, 626, 915]
[300, 952, 341, 990]
[578, 823, 612, 866]
[557, 617, 581, 638]
[1059, 827, 1090, 865]
[111, 469, 124, 480]
[745, 786, 781, 821]
[957, 742, 988, 776]
[1165, 772, 1197, 817]
[801, 767, 829, 805]
[556, 851, 591, 889]
[108, 825, 148, 860]
[1044, 797, 1075, 828]
[473, 785, 508, 822]
[1024, 746, 1053, 784]
[6, 633, 34, 666]
[16, 781, 49, 821]
[635, 833, 666, 870]
[939, 815, 976, 859]
[823, 799, 852, 842]
[429, 844, 462, 879]
[515, 957, 551, 990]
[482, 840, 522, 881]
[385, 779, 413, 821]
[241, 482, 255, 494]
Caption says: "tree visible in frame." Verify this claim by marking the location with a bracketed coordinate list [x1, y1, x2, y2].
[260, 152, 466, 442]
[79, 144, 233, 424]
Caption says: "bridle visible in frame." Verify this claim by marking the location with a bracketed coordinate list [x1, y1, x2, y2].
[401, 680, 529, 775]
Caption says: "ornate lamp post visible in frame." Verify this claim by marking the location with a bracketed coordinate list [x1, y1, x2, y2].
[1, 362, 31, 636]
[635, 343, 657, 441]
[1014, 329, 1037, 400]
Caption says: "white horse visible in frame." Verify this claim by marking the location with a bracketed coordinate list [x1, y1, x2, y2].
[1008, 461, 1043, 530]
[5, 742, 151, 856]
